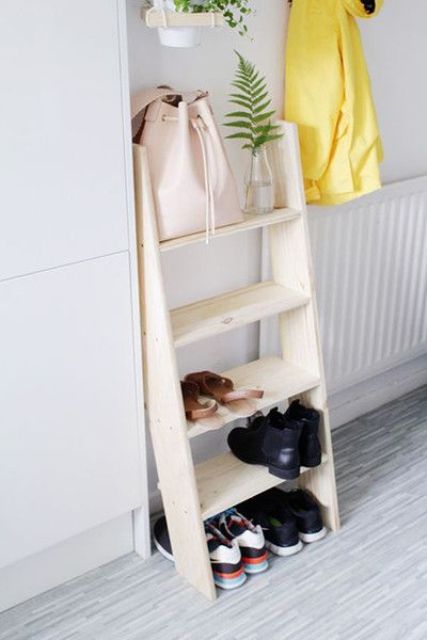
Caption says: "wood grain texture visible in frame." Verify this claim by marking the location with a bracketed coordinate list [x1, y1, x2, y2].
[133, 121, 339, 600]
[268, 122, 340, 532]
[133, 146, 215, 600]
[142, 8, 225, 28]
[187, 356, 320, 438]
[159, 208, 301, 252]
[172, 282, 309, 348]
[197, 452, 329, 519]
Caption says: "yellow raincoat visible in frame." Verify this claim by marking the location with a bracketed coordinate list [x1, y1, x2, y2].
[285, 0, 384, 205]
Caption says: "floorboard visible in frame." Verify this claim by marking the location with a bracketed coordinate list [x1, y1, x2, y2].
[1, 386, 426, 640]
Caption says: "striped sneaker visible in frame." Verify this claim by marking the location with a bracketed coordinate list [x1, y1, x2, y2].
[205, 521, 247, 590]
[218, 509, 269, 574]
[153, 516, 246, 591]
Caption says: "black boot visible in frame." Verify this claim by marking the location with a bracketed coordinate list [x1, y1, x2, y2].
[228, 408, 303, 480]
[285, 400, 322, 467]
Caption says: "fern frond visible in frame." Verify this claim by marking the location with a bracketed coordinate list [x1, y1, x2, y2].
[224, 51, 283, 153]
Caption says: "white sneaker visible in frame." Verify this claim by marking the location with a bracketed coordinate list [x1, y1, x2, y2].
[218, 509, 269, 574]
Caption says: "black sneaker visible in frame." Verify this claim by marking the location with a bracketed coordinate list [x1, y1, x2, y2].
[238, 492, 303, 557]
[228, 408, 303, 480]
[272, 488, 327, 543]
[153, 516, 174, 562]
[285, 400, 322, 468]
[153, 516, 247, 590]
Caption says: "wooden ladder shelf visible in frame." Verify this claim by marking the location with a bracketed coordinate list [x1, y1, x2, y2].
[133, 121, 340, 601]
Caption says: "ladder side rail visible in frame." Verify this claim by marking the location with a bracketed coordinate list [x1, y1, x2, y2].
[268, 124, 340, 531]
[133, 145, 216, 599]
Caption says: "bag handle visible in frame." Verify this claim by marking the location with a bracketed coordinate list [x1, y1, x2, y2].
[131, 87, 179, 141]
[131, 87, 207, 120]
[131, 87, 179, 120]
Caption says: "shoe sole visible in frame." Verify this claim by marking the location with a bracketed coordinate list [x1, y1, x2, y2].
[154, 537, 175, 562]
[155, 534, 251, 587]
[299, 527, 327, 544]
[213, 572, 247, 590]
[265, 539, 303, 557]
[243, 559, 269, 574]
[268, 466, 300, 480]
[300, 458, 322, 467]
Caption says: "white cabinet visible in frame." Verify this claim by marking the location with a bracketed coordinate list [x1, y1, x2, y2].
[0, 254, 142, 568]
[0, 0, 148, 596]
[0, 0, 130, 280]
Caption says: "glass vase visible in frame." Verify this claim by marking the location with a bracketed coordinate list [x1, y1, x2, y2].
[244, 146, 274, 215]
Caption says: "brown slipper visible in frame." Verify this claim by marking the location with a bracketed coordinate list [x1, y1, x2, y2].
[184, 371, 264, 405]
[181, 381, 218, 421]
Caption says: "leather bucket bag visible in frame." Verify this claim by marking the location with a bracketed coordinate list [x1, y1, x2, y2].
[131, 88, 243, 242]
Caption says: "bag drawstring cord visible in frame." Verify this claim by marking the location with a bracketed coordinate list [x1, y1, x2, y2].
[193, 117, 216, 244]
[161, 114, 216, 244]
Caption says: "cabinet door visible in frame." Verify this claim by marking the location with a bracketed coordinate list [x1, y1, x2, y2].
[0, 0, 129, 280]
[0, 253, 142, 567]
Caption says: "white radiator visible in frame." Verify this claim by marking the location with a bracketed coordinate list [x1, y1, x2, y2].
[261, 176, 427, 398]
[308, 176, 427, 395]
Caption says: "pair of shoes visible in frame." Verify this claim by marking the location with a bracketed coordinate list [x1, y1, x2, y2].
[182, 371, 264, 421]
[227, 401, 322, 480]
[153, 508, 268, 591]
[238, 488, 327, 557]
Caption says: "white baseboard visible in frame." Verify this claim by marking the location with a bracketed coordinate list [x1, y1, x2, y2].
[329, 354, 427, 429]
[0, 513, 134, 613]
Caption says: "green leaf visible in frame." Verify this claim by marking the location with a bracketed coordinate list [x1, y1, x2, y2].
[253, 91, 269, 106]
[251, 76, 265, 92]
[225, 110, 252, 119]
[231, 80, 252, 93]
[254, 124, 273, 135]
[254, 133, 283, 149]
[253, 110, 276, 124]
[223, 120, 253, 129]
[225, 132, 254, 141]
[229, 97, 252, 110]
[254, 99, 272, 115]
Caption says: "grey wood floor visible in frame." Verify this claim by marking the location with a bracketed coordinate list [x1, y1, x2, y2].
[1, 386, 427, 640]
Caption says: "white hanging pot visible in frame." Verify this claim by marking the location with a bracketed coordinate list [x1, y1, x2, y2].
[153, 0, 202, 48]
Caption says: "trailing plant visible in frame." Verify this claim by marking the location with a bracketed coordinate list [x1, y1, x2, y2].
[172, 0, 252, 36]
[224, 51, 282, 154]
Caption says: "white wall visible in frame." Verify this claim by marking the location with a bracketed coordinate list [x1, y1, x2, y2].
[363, 1, 427, 182]
[127, 0, 427, 511]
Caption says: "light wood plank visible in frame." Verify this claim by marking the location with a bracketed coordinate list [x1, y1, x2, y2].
[197, 452, 329, 520]
[142, 8, 225, 28]
[159, 208, 301, 252]
[172, 281, 309, 348]
[133, 146, 216, 601]
[187, 356, 320, 438]
[268, 122, 340, 532]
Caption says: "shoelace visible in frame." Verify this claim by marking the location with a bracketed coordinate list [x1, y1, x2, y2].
[205, 520, 233, 548]
[221, 509, 257, 536]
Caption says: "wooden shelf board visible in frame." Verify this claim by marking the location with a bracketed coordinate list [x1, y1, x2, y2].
[197, 452, 329, 520]
[159, 208, 301, 252]
[187, 356, 320, 438]
[171, 281, 310, 348]
[142, 8, 225, 29]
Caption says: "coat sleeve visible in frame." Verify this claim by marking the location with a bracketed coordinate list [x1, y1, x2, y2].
[343, 0, 383, 18]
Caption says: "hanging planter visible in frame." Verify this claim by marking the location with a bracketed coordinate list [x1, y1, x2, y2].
[149, 0, 204, 47]
[143, 0, 251, 49]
